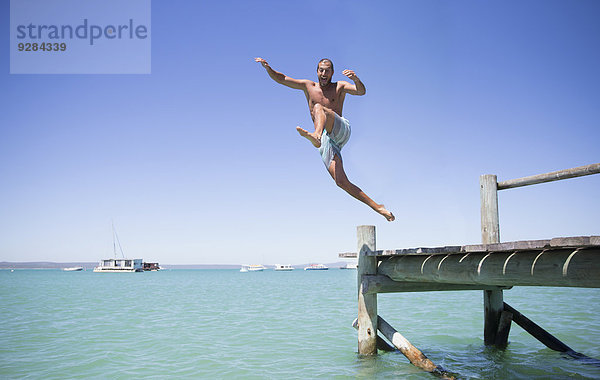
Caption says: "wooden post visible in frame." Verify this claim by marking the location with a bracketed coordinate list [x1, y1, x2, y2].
[480, 174, 500, 244]
[480, 174, 505, 346]
[357, 225, 377, 355]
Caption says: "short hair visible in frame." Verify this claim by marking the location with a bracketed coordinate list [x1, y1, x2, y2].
[317, 58, 334, 71]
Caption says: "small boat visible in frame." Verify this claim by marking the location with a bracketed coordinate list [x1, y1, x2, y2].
[63, 267, 83, 271]
[143, 262, 161, 271]
[240, 264, 266, 272]
[304, 263, 329, 271]
[340, 261, 357, 270]
[274, 264, 294, 271]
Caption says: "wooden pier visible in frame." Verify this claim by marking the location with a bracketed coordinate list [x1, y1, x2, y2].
[342, 163, 600, 374]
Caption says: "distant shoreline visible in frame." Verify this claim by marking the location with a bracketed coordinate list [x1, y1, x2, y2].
[0, 261, 350, 270]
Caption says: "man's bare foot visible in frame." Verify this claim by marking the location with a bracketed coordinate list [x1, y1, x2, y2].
[296, 126, 321, 148]
[376, 205, 395, 222]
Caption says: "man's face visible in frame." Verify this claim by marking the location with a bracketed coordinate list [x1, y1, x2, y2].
[317, 62, 333, 87]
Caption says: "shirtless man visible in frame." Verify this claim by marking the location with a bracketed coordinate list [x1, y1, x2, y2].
[255, 57, 395, 222]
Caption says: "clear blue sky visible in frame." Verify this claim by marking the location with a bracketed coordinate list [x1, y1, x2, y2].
[1, 0, 599, 265]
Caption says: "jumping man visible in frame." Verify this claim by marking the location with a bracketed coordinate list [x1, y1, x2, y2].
[255, 57, 395, 222]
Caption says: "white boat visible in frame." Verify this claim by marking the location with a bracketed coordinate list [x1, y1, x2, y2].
[274, 264, 294, 271]
[94, 223, 144, 273]
[340, 261, 357, 270]
[304, 263, 329, 271]
[94, 258, 143, 273]
[63, 266, 83, 271]
[240, 264, 266, 272]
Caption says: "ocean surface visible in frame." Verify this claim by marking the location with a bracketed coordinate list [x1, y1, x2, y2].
[1, 269, 599, 379]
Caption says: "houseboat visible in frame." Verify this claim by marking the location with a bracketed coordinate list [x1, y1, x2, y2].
[94, 223, 144, 273]
[93, 258, 144, 273]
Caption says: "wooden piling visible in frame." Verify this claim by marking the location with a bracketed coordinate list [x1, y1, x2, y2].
[494, 310, 513, 347]
[480, 174, 505, 346]
[357, 225, 378, 355]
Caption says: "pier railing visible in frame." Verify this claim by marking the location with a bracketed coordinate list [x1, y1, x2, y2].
[343, 163, 600, 375]
[480, 163, 600, 347]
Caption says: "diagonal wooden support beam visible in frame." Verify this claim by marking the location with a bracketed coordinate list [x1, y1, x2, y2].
[376, 315, 438, 372]
[504, 302, 600, 365]
[376, 316, 456, 379]
[504, 302, 575, 352]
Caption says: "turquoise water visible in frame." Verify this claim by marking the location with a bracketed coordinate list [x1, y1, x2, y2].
[1, 269, 599, 379]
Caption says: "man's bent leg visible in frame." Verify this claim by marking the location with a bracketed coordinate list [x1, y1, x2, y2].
[297, 104, 336, 148]
[328, 154, 395, 222]
[313, 103, 336, 137]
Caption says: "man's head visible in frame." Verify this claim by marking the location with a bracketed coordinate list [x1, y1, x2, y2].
[317, 58, 334, 87]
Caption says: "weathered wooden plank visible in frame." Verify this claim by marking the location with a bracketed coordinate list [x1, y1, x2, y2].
[357, 225, 377, 355]
[550, 236, 600, 247]
[361, 275, 510, 294]
[465, 237, 600, 252]
[464, 240, 552, 253]
[377, 248, 600, 288]
[375, 246, 463, 256]
[497, 163, 600, 190]
[343, 236, 600, 258]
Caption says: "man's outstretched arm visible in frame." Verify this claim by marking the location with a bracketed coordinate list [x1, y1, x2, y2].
[341, 69, 366, 96]
[255, 57, 309, 90]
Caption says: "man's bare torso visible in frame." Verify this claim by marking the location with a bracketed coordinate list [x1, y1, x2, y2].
[305, 81, 346, 120]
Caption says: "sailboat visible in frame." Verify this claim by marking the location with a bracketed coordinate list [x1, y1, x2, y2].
[93, 223, 143, 273]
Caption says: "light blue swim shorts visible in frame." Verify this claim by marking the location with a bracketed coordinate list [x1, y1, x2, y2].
[319, 113, 351, 168]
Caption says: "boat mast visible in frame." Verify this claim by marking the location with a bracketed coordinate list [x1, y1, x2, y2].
[111, 221, 126, 259]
